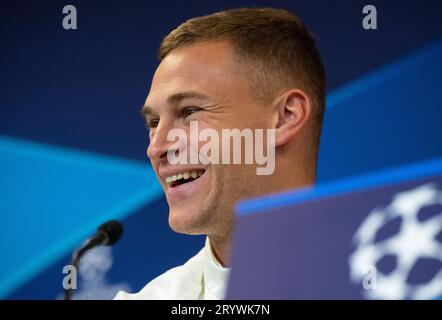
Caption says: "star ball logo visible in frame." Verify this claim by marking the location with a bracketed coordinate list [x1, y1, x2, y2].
[349, 183, 442, 300]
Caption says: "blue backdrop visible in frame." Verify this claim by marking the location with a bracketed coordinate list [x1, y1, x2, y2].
[1, 0, 441, 299]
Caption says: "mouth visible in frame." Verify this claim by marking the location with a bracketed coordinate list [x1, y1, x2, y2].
[165, 170, 205, 188]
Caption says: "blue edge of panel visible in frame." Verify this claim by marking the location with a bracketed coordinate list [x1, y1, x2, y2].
[236, 156, 442, 217]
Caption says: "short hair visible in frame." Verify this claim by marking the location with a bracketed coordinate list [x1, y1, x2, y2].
[158, 7, 326, 164]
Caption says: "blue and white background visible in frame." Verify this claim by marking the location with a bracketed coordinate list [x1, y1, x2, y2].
[1, 0, 441, 299]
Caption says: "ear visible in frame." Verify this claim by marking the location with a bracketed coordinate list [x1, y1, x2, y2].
[274, 89, 312, 147]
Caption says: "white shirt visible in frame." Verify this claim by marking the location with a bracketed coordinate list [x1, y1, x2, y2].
[114, 237, 230, 300]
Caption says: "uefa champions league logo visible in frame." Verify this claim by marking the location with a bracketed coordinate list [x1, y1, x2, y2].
[348, 183, 442, 299]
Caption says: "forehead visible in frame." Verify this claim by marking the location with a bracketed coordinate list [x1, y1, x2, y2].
[146, 41, 246, 107]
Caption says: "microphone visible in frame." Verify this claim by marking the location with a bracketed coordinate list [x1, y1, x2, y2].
[64, 220, 124, 300]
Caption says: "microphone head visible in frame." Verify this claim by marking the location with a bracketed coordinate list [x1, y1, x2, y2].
[98, 220, 123, 245]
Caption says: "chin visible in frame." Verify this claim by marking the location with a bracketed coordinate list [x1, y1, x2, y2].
[168, 207, 207, 235]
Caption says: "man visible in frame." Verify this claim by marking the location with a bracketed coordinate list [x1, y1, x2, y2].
[115, 7, 325, 300]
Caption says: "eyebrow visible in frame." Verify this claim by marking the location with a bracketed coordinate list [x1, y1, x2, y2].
[140, 91, 211, 117]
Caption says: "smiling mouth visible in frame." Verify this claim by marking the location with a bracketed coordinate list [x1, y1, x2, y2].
[165, 170, 205, 188]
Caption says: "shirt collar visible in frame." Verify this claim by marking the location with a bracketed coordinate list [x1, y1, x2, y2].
[202, 237, 231, 299]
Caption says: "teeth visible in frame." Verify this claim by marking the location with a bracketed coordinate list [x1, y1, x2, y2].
[165, 170, 204, 185]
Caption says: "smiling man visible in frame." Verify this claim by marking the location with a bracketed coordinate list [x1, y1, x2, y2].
[115, 7, 325, 300]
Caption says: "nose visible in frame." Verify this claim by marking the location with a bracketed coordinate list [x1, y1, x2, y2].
[147, 120, 183, 162]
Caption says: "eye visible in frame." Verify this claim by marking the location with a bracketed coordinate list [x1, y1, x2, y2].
[147, 119, 159, 129]
[182, 107, 201, 118]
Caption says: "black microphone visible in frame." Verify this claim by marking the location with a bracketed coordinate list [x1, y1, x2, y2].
[64, 220, 123, 300]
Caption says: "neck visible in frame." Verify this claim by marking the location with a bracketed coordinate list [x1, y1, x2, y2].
[208, 233, 231, 268]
